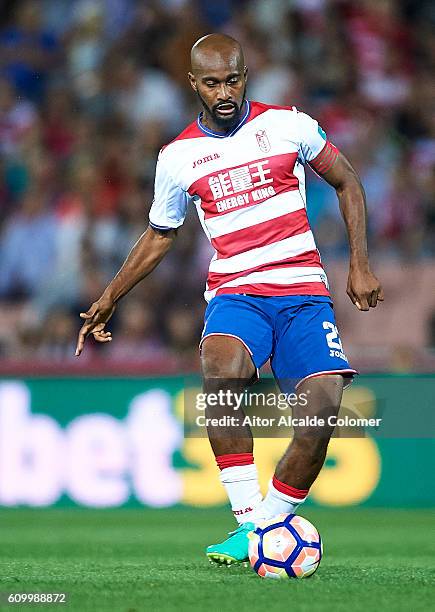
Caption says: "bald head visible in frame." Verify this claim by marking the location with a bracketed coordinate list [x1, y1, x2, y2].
[191, 33, 244, 75]
[188, 33, 248, 133]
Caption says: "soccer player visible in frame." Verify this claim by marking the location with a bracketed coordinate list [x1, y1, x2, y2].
[75, 34, 383, 565]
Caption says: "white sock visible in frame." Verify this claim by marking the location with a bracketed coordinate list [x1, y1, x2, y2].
[219, 464, 263, 525]
[258, 478, 308, 521]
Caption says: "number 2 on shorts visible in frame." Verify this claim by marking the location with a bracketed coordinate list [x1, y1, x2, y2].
[322, 321, 343, 350]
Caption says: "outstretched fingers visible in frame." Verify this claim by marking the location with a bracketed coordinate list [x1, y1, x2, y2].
[75, 300, 116, 356]
[75, 321, 91, 356]
[75, 314, 111, 356]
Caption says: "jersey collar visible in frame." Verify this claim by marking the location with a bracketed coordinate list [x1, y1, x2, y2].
[197, 100, 251, 138]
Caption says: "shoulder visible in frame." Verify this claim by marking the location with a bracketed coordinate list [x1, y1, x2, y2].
[249, 101, 318, 124]
[248, 101, 306, 134]
[248, 101, 320, 141]
[159, 120, 204, 158]
[248, 100, 296, 119]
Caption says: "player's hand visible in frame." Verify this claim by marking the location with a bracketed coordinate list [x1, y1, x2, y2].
[347, 266, 383, 311]
[75, 298, 116, 356]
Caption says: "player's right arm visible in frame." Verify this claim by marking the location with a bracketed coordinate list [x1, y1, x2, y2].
[75, 227, 175, 356]
[75, 148, 189, 356]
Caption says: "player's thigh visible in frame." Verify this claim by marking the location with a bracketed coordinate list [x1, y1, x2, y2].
[271, 298, 356, 391]
[200, 294, 273, 380]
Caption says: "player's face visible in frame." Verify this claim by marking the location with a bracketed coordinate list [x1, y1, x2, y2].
[189, 58, 248, 131]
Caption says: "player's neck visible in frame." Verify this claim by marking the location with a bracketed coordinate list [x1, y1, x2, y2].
[200, 100, 249, 135]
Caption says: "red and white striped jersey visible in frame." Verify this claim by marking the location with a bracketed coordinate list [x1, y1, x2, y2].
[149, 101, 338, 302]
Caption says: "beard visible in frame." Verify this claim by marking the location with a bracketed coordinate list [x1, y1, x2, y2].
[197, 86, 247, 131]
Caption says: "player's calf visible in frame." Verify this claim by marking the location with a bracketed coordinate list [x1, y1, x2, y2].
[259, 374, 344, 520]
[201, 335, 265, 564]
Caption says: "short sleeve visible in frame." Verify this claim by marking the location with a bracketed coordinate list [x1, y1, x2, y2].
[149, 154, 189, 230]
[296, 111, 329, 164]
[296, 110, 339, 174]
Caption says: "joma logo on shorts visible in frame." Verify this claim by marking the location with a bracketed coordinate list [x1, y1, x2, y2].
[193, 153, 221, 168]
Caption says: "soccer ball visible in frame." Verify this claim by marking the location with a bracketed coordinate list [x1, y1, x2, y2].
[248, 513, 322, 579]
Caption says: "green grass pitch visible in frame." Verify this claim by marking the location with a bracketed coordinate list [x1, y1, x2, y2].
[0, 508, 433, 612]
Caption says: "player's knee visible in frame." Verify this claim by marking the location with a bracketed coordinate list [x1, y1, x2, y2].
[201, 335, 254, 381]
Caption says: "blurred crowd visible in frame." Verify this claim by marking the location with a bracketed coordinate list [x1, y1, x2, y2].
[0, 0, 434, 372]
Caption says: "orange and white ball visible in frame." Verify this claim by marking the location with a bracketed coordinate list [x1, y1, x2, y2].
[248, 513, 322, 579]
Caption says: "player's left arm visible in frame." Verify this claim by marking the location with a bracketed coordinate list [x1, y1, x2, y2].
[313, 149, 384, 311]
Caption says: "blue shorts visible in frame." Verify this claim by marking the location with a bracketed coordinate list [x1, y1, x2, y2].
[201, 294, 356, 389]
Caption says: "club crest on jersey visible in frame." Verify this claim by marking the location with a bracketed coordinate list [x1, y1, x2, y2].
[256, 130, 271, 153]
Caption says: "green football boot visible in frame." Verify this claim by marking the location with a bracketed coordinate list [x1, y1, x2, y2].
[206, 522, 255, 565]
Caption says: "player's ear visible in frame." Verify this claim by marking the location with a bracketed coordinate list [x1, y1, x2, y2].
[243, 65, 248, 84]
[188, 72, 197, 92]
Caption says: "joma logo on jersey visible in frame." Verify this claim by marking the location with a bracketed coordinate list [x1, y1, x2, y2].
[192, 153, 221, 168]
